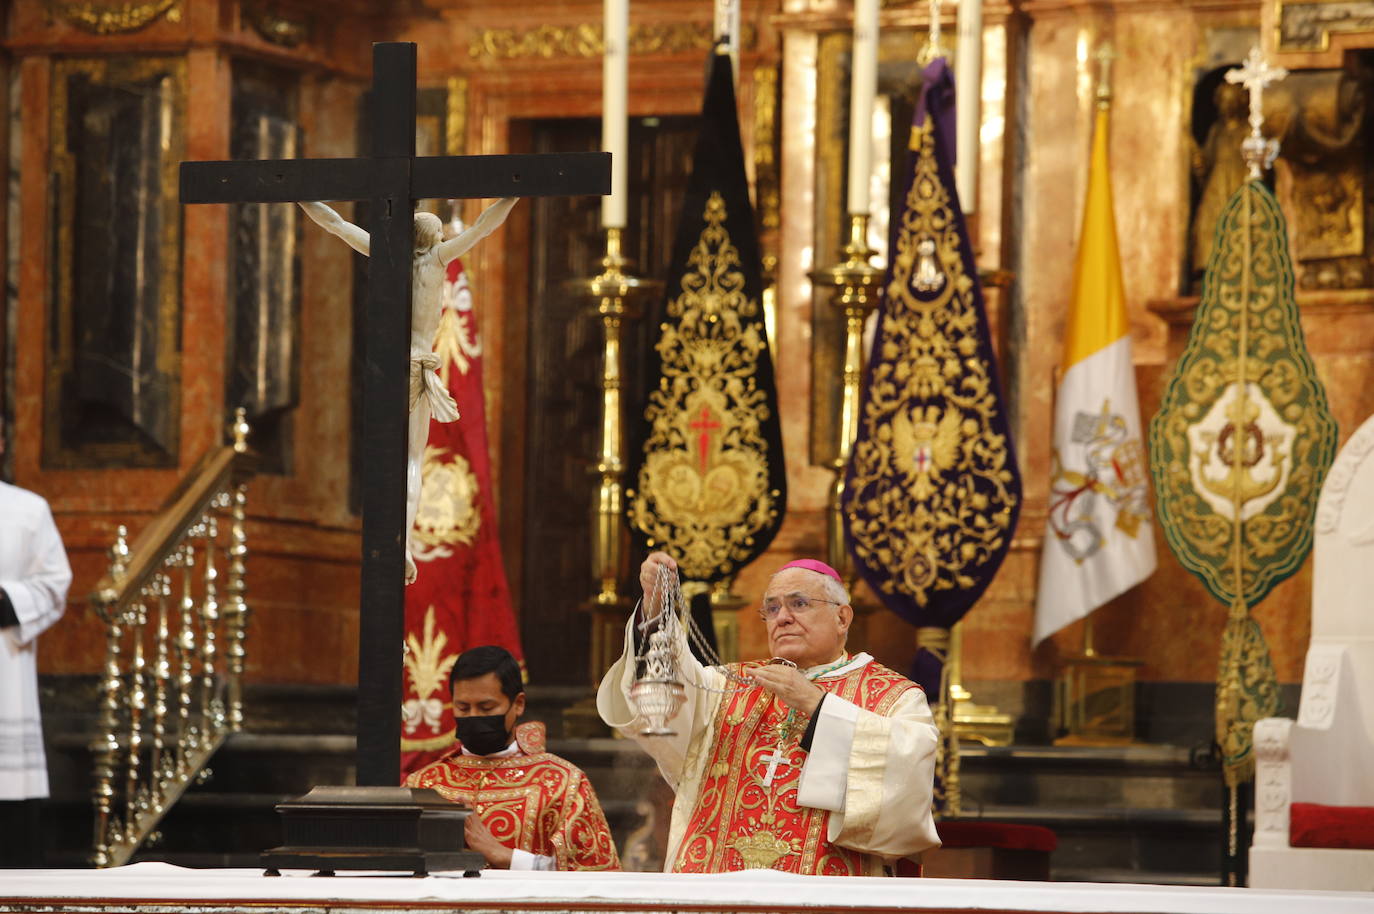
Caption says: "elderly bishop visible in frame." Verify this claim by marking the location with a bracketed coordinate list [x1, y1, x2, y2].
[598, 553, 940, 875]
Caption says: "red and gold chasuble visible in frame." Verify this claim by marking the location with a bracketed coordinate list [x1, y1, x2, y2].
[405, 722, 619, 871]
[674, 660, 916, 875]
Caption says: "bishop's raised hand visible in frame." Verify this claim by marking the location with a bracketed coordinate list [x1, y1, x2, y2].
[639, 552, 678, 620]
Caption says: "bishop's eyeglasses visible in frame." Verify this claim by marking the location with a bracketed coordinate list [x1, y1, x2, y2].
[759, 595, 843, 620]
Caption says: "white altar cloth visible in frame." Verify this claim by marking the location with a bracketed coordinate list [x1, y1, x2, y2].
[0, 863, 1370, 914]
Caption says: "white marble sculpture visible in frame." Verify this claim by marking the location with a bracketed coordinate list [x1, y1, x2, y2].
[1249, 412, 1374, 890]
[299, 197, 518, 583]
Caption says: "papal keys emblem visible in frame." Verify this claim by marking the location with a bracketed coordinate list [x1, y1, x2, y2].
[1047, 400, 1151, 563]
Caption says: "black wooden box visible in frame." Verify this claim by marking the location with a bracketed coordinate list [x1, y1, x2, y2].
[261, 785, 485, 876]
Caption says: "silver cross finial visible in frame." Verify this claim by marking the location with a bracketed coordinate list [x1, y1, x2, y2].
[921, 0, 944, 64]
[1224, 46, 1287, 179]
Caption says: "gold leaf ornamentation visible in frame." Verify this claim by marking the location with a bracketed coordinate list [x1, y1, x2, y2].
[630, 192, 778, 581]
[842, 121, 1019, 608]
[243, 3, 309, 48]
[50, 0, 180, 34]
[469, 23, 754, 61]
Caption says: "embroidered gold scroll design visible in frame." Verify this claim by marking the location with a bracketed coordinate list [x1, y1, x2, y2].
[729, 830, 796, 870]
[630, 192, 777, 581]
[412, 446, 481, 562]
[842, 121, 1018, 607]
[1150, 182, 1336, 610]
[401, 607, 459, 747]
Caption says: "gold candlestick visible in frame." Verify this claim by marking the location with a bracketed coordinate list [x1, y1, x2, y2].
[810, 214, 883, 586]
[563, 229, 661, 732]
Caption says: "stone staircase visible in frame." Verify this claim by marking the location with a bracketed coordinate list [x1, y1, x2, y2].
[953, 744, 1225, 884]
[38, 680, 1230, 883]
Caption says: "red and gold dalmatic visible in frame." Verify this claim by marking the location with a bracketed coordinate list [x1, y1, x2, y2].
[674, 660, 916, 875]
[405, 722, 620, 871]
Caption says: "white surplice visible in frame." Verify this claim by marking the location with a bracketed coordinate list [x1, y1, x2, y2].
[597, 613, 940, 873]
[0, 482, 72, 800]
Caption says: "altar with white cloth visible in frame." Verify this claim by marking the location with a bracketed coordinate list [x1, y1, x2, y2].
[1, 864, 1369, 914]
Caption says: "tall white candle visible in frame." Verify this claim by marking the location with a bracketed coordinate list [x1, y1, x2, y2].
[955, 0, 982, 215]
[715, 0, 741, 83]
[847, 0, 879, 215]
[602, 0, 629, 228]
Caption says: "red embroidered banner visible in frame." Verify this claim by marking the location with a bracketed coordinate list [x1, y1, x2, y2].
[401, 257, 525, 780]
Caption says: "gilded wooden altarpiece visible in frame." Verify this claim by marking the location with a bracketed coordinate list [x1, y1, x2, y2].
[46, 55, 186, 469]
[1187, 23, 1373, 295]
[1273, 0, 1374, 55]
[467, 22, 756, 61]
[45, 0, 182, 35]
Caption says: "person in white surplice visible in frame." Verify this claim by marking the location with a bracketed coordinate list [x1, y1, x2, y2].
[597, 553, 940, 875]
[0, 418, 72, 867]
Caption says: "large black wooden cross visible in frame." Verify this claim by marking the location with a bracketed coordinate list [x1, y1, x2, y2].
[182, 43, 608, 786]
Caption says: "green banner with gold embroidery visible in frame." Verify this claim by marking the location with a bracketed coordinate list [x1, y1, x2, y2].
[1149, 176, 1337, 784]
[627, 49, 786, 594]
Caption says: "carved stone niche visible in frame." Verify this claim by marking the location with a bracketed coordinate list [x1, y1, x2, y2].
[1186, 50, 1374, 295]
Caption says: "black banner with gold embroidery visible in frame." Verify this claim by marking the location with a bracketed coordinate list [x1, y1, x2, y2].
[842, 58, 1021, 693]
[628, 49, 786, 608]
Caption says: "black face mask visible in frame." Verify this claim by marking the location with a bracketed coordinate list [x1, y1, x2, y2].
[454, 713, 511, 756]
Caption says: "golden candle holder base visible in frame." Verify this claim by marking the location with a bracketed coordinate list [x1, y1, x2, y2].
[951, 684, 1016, 747]
[1053, 651, 1142, 746]
[947, 622, 1014, 748]
[1052, 615, 1142, 745]
[809, 214, 883, 585]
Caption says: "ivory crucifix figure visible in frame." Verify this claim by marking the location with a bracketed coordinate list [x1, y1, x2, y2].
[299, 197, 519, 583]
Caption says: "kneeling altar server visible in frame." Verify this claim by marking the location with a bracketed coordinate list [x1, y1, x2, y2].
[598, 554, 940, 875]
[407, 645, 620, 870]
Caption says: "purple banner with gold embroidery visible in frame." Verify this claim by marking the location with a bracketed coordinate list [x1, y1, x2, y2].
[627, 49, 786, 618]
[842, 57, 1022, 693]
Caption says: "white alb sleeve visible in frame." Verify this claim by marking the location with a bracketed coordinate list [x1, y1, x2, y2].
[509, 848, 557, 871]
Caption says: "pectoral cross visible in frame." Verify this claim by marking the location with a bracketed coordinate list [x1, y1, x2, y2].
[761, 745, 789, 787]
[1225, 46, 1287, 179]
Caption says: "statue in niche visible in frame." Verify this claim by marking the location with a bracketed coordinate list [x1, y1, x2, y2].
[1268, 66, 1369, 288]
[299, 197, 517, 583]
[1190, 80, 1251, 275]
[1189, 56, 1372, 291]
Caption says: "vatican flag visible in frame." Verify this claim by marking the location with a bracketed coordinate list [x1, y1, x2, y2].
[1033, 104, 1156, 645]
